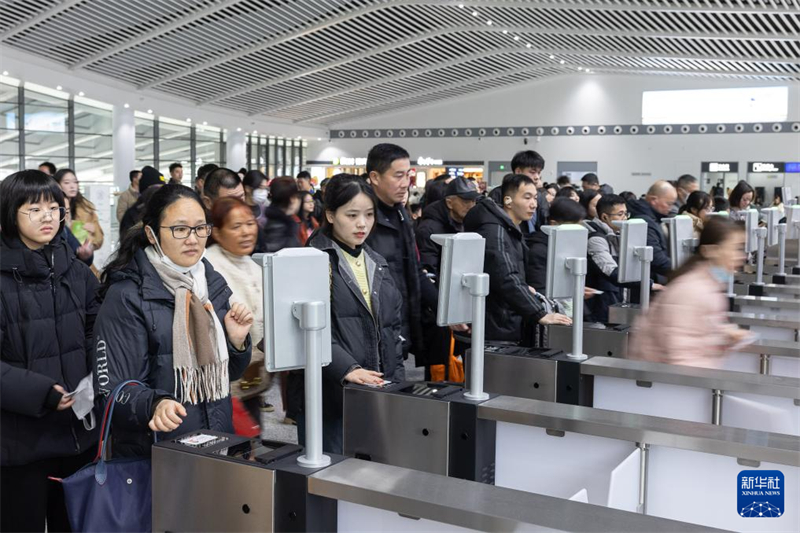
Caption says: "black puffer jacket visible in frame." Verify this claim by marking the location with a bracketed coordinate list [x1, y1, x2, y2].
[260, 205, 301, 253]
[416, 199, 460, 275]
[627, 199, 671, 283]
[367, 201, 438, 361]
[1, 234, 100, 466]
[525, 230, 549, 293]
[464, 197, 547, 343]
[294, 232, 404, 421]
[92, 249, 251, 456]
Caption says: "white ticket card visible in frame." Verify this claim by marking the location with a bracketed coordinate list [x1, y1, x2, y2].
[179, 434, 219, 447]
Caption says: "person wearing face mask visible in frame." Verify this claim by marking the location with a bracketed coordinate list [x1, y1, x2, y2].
[464, 174, 572, 345]
[629, 217, 752, 368]
[243, 170, 270, 221]
[293, 174, 404, 453]
[93, 185, 253, 457]
[1, 171, 100, 533]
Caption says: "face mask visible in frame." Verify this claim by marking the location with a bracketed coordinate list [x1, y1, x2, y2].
[709, 266, 731, 284]
[69, 373, 96, 431]
[146, 225, 201, 274]
[253, 189, 269, 205]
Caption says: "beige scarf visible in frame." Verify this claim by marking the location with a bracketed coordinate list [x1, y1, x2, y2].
[145, 246, 229, 404]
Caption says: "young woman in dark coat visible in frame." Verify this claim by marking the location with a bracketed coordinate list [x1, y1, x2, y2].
[294, 174, 404, 454]
[0, 170, 100, 532]
[92, 185, 253, 457]
[260, 176, 302, 252]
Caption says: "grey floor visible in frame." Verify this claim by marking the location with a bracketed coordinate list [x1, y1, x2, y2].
[259, 358, 424, 444]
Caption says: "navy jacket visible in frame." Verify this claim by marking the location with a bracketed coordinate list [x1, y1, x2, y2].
[628, 199, 671, 283]
[92, 249, 251, 456]
[1, 235, 100, 466]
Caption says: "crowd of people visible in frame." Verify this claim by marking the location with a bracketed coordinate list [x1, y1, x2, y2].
[2, 147, 762, 531]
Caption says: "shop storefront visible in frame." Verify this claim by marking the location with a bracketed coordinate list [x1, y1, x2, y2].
[700, 161, 740, 196]
[307, 157, 485, 188]
[747, 162, 799, 206]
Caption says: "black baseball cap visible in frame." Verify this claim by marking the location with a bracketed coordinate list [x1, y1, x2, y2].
[445, 177, 480, 200]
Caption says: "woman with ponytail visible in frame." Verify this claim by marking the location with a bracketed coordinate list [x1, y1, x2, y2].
[93, 184, 253, 456]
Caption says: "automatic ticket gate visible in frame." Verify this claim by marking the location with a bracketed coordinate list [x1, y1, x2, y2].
[342, 381, 496, 483]
[152, 432, 337, 532]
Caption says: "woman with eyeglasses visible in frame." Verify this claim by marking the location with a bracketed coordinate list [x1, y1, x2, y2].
[0, 170, 100, 532]
[679, 190, 714, 239]
[93, 185, 253, 457]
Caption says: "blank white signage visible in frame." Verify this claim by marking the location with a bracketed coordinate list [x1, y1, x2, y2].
[642, 86, 789, 125]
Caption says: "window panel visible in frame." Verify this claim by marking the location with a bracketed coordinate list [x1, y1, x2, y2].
[135, 116, 155, 138]
[74, 104, 112, 136]
[25, 131, 69, 158]
[159, 119, 191, 140]
[0, 130, 19, 154]
[25, 156, 69, 171]
[25, 104, 67, 132]
[0, 82, 19, 130]
[0, 155, 20, 179]
[74, 158, 114, 183]
[74, 133, 113, 158]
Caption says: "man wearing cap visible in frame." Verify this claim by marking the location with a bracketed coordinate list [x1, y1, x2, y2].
[416, 177, 479, 275]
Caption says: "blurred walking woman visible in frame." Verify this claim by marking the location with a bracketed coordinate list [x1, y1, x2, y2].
[93, 185, 253, 456]
[54, 168, 104, 252]
[294, 174, 404, 453]
[1, 170, 100, 532]
[629, 217, 751, 369]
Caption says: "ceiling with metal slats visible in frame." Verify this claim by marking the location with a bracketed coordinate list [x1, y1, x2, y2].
[1, 0, 798, 126]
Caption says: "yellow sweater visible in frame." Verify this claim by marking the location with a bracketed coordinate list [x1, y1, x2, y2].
[342, 249, 372, 314]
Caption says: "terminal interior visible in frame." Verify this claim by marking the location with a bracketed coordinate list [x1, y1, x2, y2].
[1, 1, 799, 533]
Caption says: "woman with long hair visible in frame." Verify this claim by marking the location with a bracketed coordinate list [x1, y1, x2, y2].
[93, 185, 253, 456]
[629, 217, 752, 368]
[295, 190, 320, 245]
[728, 180, 755, 219]
[678, 190, 713, 238]
[0, 170, 100, 532]
[292, 174, 404, 453]
[54, 168, 104, 252]
[261, 176, 302, 252]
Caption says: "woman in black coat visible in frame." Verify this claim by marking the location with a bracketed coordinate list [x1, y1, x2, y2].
[0, 170, 100, 532]
[294, 174, 404, 454]
[93, 185, 253, 457]
[260, 176, 301, 252]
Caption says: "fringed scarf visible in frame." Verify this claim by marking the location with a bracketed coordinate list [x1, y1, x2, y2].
[145, 246, 229, 404]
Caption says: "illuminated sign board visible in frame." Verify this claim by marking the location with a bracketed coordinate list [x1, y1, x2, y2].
[785, 162, 800, 173]
[701, 162, 739, 173]
[332, 157, 367, 166]
[748, 162, 785, 173]
[416, 157, 444, 166]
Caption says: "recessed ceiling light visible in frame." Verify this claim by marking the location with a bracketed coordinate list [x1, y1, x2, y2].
[458, 3, 464, 7]
[578, 67, 583, 71]
[502, 30, 508, 34]
[486, 20, 492, 25]
[147, 109, 153, 114]
[253, 130, 258, 134]
[526, 43, 532, 48]
[203, 121, 208, 125]
[78, 91, 85, 96]
[237, 127, 241, 132]
[317, 137, 322, 141]
[514, 36, 520, 41]
[124, 103, 130, 108]
[549, 55, 555, 59]
[1, 71, 7, 76]
[56, 85, 63, 90]
[560, 60, 566, 64]
[472, 11, 479, 17]
[186, 118, 192, 122]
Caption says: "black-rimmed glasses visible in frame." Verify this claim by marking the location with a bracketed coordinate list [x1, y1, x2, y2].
[160, 224, 213, 239]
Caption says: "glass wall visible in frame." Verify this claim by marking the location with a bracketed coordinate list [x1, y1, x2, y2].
[134, 111, 155, 171]
[0, 79, 20, 179]
[246, 135, 307, 179]
[74, 97, 113, 184]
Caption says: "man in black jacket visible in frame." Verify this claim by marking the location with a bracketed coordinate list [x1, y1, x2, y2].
[511, 150, 550, 232]
[628, 180, 677, 284]
[464, 174, 571, 344]
[366, 143, 438, 364]
[416, 177, 479, 275]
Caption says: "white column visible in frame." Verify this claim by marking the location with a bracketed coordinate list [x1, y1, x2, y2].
[226, 130, 246, 171]
[112, 105, 135, 191]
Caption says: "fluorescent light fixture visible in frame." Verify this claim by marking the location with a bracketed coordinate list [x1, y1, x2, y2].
[642, 86, 789, 125]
